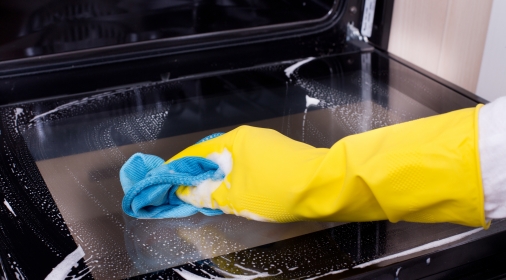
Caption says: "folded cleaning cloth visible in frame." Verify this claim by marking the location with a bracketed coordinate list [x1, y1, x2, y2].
[120, 133, 225, 219]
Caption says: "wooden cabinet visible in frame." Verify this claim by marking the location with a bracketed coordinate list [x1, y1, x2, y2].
[388, 0, 493, 93]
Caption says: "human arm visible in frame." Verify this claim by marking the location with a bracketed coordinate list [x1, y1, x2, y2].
[170, 104, 488, 227]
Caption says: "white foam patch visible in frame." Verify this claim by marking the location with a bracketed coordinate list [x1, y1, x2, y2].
[177, 148, 232, 209]
[45, 246, 85, 280]
[302, 95, 321, 142]
[30, 91, 115, 122]
[182, 180, 222, 209]
[177, 149, 274, 222]
[353, 228, 482, 269]
[207, 149, 233, 175]
[13, 108, 23, 133]
[284, 57, 315, 78]
[305, 95, 320, 107]
[3, 199, 16, 217]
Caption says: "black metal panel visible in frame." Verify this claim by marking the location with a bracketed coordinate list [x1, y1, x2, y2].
[0, 0, 348, 77]
[0, 0, 334, 62]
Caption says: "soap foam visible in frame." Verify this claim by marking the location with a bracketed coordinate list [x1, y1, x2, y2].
[207, 149, 233, 175]
[305, 95, 320, 107]
[177, 148, 232, 209]
[177, 148, 273, 222]
[284, 57, 315, 78]
[302, 95, 321, 141]
[3, 199, 16, 217]
[44, 246, 85, 280]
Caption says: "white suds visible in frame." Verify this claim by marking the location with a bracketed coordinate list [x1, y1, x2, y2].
[207, 149, 233, 175]
[30, 91, 114, 122]
[177, 148, 274, 222]
[0, 256, 8, 280]
[177, 148, 232, 209]
[284, 57, 315, 78]
[184, 180, 222, 208]
[426, 257, 431, 265]
[14, 108, 23, 118]
[354, 228, 482, 269]
[30, 100, 79, 122]
[305, 95, 320, 107]
[13, 108, 23, 133]
[302, 95, 321, 142]
[45, 246, 85, 280]
[3, 199, 16, 217]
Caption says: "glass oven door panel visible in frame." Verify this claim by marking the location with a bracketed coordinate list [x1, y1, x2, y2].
[17, 51, 486, 279]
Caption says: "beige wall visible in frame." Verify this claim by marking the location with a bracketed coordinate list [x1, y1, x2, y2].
[476, 0, 506, 101]
[388, 0, 493, 93]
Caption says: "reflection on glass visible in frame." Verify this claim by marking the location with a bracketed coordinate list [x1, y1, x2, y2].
[22, 53, 478, 278]
[0, 0, 335, 61]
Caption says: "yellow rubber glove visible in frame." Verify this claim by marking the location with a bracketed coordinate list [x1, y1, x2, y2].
[170, 105, 488, 228]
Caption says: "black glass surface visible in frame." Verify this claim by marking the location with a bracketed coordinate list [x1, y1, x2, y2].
[0, 0, 334, 62]
[1, 51, 499, 279]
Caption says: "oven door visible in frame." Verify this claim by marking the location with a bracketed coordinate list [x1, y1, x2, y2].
[1, 47, 505, 279]
[2, 0, 506, 279]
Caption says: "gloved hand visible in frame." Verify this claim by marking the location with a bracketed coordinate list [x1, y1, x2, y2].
[171, 105, 488, 228]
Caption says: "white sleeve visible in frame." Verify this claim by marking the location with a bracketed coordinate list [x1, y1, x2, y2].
[479, 96, 506, 219]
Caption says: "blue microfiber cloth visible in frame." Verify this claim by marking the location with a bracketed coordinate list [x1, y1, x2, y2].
[120, 133, 225, 219]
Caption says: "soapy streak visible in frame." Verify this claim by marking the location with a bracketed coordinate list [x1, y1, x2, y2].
[3, 199, 16, 216]
[13, 108, 23, 133]
[396, 267, 402, 276]
[284, 57, 315, 78]
[30, 91, 118, 122]
[45, 246, 85, 280]
[177, 148, 274, 222]
[0, 255, 8, 280]
[305, 95, 320, 107]
[302, 95, 321, 142]
[177, 149, 232, 209]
